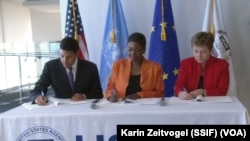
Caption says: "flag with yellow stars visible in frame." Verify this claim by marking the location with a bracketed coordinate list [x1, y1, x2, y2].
[148, 0, 180, 97]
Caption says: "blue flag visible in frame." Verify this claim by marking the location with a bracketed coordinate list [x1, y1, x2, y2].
[99, 0, 129, 93]
[148, 0, 180, 97]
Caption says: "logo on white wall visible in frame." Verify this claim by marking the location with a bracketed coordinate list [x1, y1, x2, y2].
[16, 126, 66, 141]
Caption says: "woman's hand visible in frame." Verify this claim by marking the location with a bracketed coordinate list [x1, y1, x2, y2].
[178, 91, 194, 100]
[189, 89, 204, 97]
[125, 93, 141, 100]
[108, 93, 120, 102]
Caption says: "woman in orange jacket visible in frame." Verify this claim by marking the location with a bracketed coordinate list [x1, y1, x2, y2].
[106, 32, 164, 102]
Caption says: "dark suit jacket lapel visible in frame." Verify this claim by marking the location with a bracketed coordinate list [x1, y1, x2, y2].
[74, 59, 84, 92]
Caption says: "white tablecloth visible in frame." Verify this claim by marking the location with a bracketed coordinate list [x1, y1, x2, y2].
[0, 96, 249, 141]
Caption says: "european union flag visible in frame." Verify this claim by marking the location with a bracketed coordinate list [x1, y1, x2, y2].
[148, 0, 180, 97]
[99, 0, 129, 93]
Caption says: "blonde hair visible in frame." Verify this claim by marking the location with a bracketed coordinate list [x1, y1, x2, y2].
[191, 32, 214, 50]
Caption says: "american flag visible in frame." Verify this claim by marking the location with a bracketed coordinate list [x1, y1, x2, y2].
[65, 0, 89, 60]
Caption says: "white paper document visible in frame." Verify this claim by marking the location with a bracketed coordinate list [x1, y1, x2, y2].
[202, 96, 233, 103]
[168, 96, 234, 104]
[49, 97, 87, 106]
[111, 98, 162, 105]
[22, 97, 89, 110]
[132, 98, 162, 105]
[22, 101, 55, 110]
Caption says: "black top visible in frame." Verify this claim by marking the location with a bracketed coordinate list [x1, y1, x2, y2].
[125, 75, 142, 96]
[197, 76, 204, 89]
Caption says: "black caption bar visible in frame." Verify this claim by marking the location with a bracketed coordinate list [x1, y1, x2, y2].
[117, 125, 250, 141]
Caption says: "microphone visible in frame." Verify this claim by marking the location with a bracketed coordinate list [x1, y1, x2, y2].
[90, 99, 100, 109]
[158, 97, 165, 106]
[91, 103, 97, 109]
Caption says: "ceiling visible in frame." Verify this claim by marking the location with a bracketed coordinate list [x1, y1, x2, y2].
[11, 0, 60, 13]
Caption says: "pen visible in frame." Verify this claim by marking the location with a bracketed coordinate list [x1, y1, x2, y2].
[121, 98, 133, 103]
[183, 87, 187, 92]
[92, 99, 100, 103]
[41, 90, 45, 96]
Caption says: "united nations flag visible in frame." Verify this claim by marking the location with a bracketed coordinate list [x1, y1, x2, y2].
[99, 0, 129, 94]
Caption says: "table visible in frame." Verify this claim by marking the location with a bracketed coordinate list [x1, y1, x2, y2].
[0, 96, 249, 141]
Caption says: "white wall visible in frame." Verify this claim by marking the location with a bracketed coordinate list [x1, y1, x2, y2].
[60, 0, 250, 111]
[0, 0, 61, 42]
[1, 0, 32, 42]
[30, 9, 61, 42]
[0, 0, 3, 42]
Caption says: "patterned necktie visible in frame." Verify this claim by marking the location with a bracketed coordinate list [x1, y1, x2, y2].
[67, 67, 74, 91]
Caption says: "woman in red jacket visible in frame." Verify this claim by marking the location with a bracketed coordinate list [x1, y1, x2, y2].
[174, 32, 229, 100]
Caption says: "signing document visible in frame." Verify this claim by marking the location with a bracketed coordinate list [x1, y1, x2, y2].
[22, 96, 233, 110]
[22, 97, 90, 110]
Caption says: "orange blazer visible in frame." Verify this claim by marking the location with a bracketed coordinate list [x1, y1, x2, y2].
[106, 58, 164, 99]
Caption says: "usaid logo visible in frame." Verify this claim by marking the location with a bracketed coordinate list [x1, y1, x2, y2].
[16, 126, 66, 141]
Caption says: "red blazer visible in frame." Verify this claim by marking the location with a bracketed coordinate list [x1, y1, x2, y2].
[106, 58, 164, 99]
[174, 55, 229, 96]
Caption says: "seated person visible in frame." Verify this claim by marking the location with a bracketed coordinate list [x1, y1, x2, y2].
[30, 37, 103, 105]
[174, 31, 229, 100]
[106, 32, 164, 102]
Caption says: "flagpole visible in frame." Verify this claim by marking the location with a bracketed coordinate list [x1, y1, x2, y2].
[210, 0, 215, 34]
[71, 0, 78, 40]
[161, 0, 167, 41]
[110, 0, 116, 43]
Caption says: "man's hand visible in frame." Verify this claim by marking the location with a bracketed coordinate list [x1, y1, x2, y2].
[71, 93, 86, 101]
[35, 95, 48, 105]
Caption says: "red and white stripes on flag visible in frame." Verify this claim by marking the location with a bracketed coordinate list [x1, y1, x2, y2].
[202, 0, 237, 96]
[65, 0, 89, 60]
[77, 33, 88, 60]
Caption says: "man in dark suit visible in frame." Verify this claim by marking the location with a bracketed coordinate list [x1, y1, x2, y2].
[30, 37, 103, 105]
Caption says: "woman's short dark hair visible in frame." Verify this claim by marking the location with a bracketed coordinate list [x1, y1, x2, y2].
[127, 32, 146, 50]
[60, 37, 79, 53]
[191, 31, 214, 50]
